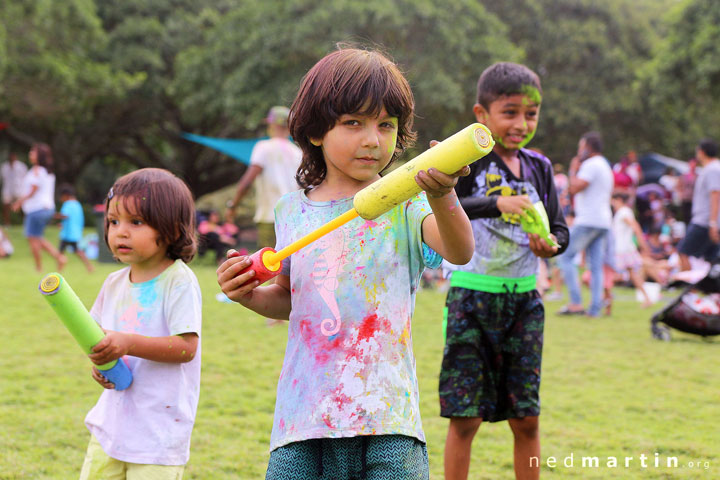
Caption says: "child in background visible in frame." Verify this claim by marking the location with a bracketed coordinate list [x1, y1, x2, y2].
[80, 168, 202, 480]
[55, 184, 94, 272]
[439, 62, 569, 480]
[197, 208, 239, 264]
[217, 47, 474, 480]
[611, 192, 653, 307]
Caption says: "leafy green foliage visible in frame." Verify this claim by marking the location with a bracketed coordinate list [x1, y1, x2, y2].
[639, 0, 720, 156]
[0, 0, 713, 197]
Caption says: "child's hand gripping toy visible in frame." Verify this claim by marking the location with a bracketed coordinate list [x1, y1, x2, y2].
[233, 123, 495, 283]
[39, 273, 133, 390]
[520, 201, 559, 248]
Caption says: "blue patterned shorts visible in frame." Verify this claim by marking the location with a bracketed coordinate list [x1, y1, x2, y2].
[266, 435, 429, 480]
[439, 287, 544, 422]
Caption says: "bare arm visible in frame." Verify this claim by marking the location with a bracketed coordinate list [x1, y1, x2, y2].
[709, 190, 719, 243]
[416, 167, 475, 265]
[216, 253, 292, 319]
[567, 156, 590, 195]
[568, 176, 589, 195]
[89, 331, 199, 365]
[11, 184, 38, 211]
[229, 165, 263, 208]
[625, 215, 650, 252]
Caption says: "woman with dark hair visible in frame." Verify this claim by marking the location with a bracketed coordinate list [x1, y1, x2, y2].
[12, 143, 66, 271]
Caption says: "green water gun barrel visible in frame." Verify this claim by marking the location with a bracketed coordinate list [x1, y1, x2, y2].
[39, 273, 133, 390]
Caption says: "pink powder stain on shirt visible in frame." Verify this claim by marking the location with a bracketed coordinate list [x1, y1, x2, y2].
[360, 219, 379, 230]
[322, 414, 334, 429]
[118, 303, 142, 332]
[357, 314, 380, 343]
[300, 318, 343, 365]
[357, 314, 392, 343]
[333, 392, 352, 409]
[279, 419, 285, 430]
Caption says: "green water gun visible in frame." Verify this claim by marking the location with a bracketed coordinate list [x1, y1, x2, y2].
[39, 273, 133, 390]
[520, 201, 559, 248]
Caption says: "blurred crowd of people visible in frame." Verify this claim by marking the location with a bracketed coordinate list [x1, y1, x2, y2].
[540, 138, 718, 315]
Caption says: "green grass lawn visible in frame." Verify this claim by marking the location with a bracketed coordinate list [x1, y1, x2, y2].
[1, 224, 718, 479]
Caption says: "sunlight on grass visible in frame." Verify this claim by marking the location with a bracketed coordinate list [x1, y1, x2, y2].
[1, 225, 717, 479]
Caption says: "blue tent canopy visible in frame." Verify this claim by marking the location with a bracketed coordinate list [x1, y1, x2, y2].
[181, 132, 267, 165]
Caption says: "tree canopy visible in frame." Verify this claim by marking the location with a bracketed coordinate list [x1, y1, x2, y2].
[0, 0, 710, 199]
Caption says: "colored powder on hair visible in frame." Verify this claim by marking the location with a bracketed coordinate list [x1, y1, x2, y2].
[520, 86, 542, 105]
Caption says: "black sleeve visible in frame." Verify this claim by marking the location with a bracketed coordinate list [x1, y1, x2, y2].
[459, 196, 502, 219]
[455, 159, 502, 219]
[542, 163, 570, 256]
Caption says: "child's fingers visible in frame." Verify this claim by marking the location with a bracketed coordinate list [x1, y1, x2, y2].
[91, 336, 109, 353]
[426, 168, 459, 185]
[456, 165, 471, 177]
[92, 367, 115, 389]
[88, 350, 113, 365]
[528, 233, 558, 257]
[218, 257, 260, 296]
[417, 169, 459, 198]
[218, 255, 253, 282]
[216, 254, 251, 278]
[226, 279, 261, 301]
[224, 268, 258, 292]
[516, 195, 533, 209]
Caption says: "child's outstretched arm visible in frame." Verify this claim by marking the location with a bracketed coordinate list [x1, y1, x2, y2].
[216, 252, 292, 319]
[415, 166, 475, 265]
[88, 331, 198, 365]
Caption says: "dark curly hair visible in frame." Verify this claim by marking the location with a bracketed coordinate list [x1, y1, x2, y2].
[289, 47, 416, 189]
[104, 168, 197, 263]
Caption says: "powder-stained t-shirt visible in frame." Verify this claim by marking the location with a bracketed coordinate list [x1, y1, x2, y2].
[446, 149, 568, 278]
[86, 260, 202, 465]
[269, 190, 441, 451]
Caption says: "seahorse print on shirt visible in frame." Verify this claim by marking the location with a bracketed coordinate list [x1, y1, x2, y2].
[310, 230, 347, 336]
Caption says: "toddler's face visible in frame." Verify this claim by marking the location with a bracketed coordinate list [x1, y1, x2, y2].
[106, 196, 167, 268]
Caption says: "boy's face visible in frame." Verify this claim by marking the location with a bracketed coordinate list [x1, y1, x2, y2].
[473, 93, 540, 152]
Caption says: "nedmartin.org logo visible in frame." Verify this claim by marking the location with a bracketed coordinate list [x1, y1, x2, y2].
[531, 452, 711, 471]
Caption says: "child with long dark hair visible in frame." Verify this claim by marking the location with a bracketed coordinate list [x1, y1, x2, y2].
[217, 47, 474, 479]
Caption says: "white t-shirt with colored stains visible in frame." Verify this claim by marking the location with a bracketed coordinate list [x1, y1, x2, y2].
[269, 190, 441, 451]
[86, 260, 202, 465]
